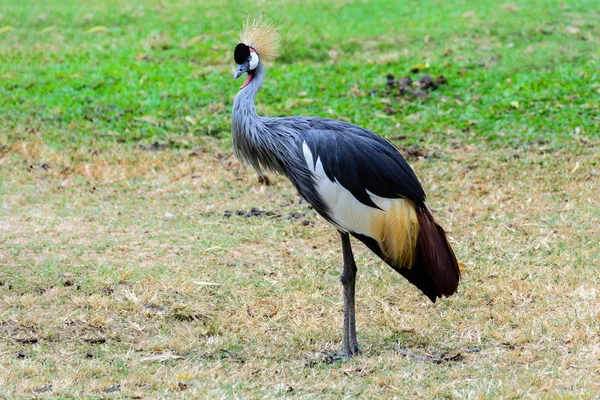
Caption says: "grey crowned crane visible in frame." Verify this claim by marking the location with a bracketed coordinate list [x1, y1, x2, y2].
[231, 18, 460, 357]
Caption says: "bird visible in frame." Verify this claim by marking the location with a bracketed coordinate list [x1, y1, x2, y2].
[231, 17, 460, 357]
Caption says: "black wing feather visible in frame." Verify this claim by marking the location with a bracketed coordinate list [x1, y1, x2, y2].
[300, 121, 425, 208]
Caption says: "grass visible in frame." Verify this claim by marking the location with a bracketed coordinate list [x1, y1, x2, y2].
[1, 0, 599, 397]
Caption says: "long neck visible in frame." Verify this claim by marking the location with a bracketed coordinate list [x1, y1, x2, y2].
[231, 63, 285, 174]
[232, 62, 265, 124]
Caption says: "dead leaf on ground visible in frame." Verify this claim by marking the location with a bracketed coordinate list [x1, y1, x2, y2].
[184, 116, 197, 125]
[193, 281, 222, 286]
[501, 3, 520, 11]
[143, 32, 171, 50]
[184, 35, 204, 47]
[86, 26, 109, 34]
[135, 53, 152, 61]
[389, 135, 407, 141]
[348, 84, 365, 97]
[247, 299, 279, 318]
[401, 145, 433, 160]
[135, 115, 158, 124]
[138, 353, 184, 363]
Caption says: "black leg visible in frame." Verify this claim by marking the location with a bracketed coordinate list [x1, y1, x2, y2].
[339, 231, 360, 357]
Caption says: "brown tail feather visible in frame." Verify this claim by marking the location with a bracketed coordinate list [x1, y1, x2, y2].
[394, 207, 460, 302]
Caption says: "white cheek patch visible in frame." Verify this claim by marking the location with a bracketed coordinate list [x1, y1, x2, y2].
[249, 52, 259, 70]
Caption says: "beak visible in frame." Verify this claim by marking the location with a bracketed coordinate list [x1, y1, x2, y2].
[234, 61, 250, 79]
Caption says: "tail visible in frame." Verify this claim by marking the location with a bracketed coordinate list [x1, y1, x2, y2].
[399, 206, 460, 302]
[352, 202, 460, 303]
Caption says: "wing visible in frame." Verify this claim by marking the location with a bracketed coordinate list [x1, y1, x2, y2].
[277, 118, 458, 302]
[300, 121, 425, 209]
[285, 120, 425, 240]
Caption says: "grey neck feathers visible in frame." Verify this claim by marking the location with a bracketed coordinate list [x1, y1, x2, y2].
[232, 62, 293, 175]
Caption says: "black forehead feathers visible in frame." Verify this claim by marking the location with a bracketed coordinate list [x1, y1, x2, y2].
[234, 43, 250, 64]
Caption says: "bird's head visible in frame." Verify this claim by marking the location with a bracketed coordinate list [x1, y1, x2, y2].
[233, 43, 259, 89]
[233, 17, 279, 90]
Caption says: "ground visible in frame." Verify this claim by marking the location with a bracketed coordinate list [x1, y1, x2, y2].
[1, 0, 599, 398]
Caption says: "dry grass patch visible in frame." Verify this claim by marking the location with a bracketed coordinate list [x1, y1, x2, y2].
[1, 135, 599, 397]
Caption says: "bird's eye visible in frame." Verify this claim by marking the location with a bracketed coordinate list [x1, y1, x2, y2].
[247, 56, 252, 61]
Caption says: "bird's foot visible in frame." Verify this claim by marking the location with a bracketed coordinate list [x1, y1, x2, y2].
[343, 343, 361, 358]
[319, 344, 361, 363]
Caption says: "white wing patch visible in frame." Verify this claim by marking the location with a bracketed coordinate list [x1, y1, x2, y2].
[303, 141, 381, 237]
[302, 141, 420, 267]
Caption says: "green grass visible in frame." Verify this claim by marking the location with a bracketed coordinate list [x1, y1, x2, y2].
[1, 0, 600, 397]
[1, 0, 598, 148]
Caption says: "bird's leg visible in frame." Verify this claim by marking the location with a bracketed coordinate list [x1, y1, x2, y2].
[340, 231, 360, 357]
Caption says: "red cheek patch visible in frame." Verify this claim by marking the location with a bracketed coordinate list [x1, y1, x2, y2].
[240, 73, 253, 90]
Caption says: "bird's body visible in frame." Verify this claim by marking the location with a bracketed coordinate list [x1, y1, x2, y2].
[231, 18, 459, 356]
